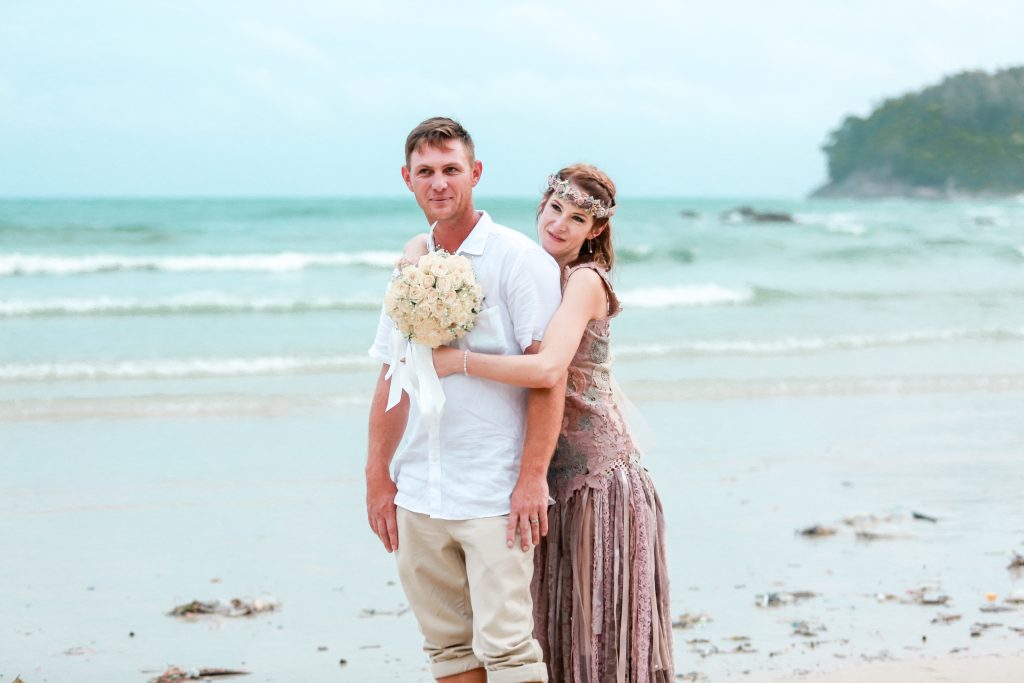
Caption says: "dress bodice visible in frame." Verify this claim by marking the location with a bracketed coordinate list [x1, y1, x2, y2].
[547, 262, 638, 496]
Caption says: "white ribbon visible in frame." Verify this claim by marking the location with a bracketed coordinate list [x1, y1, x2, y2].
[385, 328, 446, 510]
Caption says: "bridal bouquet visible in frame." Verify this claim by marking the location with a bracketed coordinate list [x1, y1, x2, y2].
[384, 251, 483, 348]
[383, 251, 484, 458]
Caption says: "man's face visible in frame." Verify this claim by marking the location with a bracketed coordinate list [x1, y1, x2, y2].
[402, 141, 482, 224]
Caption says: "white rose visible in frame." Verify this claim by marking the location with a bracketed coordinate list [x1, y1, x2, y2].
[407, 284, 427, 303]
[422, 273, 436, 288]
[415, 303, 431, 319]
[431, 261, 450, 277]
[403, 268, 423, 288]
[418, 253, 437, 270]
[421, 327, 444, 348]
[435, 276, 453, 293]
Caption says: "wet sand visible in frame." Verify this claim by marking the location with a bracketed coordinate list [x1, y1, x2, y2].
[2, 384, 1023, 681]
[747, 652, 1024, 682]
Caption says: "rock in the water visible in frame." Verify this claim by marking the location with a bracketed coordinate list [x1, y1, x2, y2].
[721, 206, 794, 223]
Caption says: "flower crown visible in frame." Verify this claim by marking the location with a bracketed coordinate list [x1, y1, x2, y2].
[547, 175, 615, 218]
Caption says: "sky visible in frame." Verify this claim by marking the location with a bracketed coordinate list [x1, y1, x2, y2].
[1, 0, 1021, 198]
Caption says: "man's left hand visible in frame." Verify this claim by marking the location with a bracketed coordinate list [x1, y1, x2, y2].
[507, 474, 549, 552]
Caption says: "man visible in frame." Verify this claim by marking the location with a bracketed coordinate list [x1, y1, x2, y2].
[365, 117, 564, 683]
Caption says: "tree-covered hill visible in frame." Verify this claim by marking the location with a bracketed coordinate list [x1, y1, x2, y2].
[812, 67, 1024, 198]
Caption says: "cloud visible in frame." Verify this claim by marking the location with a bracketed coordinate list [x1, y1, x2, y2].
[239, 21, 333, 69]
[0, 77, 12, 104]
[239, 68, 330, 121]
[490, 4, 611, 68]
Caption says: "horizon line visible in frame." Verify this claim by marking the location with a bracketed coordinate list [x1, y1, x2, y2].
[0, 193, 810, 202]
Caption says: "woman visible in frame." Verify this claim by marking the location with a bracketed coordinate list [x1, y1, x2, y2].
[407, 164, 674, 682]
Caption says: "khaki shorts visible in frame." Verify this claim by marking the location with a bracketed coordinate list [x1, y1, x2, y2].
[395, 507, 547, 683]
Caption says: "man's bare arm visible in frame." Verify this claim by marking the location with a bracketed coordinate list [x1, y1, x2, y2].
[366, 364, 409, 553]
[507, 341, 566, 551]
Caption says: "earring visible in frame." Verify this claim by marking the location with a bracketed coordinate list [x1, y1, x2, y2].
[587, 239, 593, 254]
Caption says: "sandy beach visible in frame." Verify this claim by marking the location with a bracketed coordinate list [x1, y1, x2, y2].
[747, 652, 1024, 682]
[3, 383, 1023, 682]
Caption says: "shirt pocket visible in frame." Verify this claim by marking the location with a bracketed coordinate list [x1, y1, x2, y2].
[466, 305, 508, 353]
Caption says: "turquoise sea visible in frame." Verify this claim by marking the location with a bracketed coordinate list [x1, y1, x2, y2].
[1, 197, 1022, 415]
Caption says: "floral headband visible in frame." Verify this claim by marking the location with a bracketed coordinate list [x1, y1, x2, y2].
[547, 175, 615, 218]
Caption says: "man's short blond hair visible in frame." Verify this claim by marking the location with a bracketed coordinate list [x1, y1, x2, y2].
[404, 117, 475, 166]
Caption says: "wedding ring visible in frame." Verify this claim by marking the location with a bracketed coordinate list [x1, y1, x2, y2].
[529, 519, 539, 524]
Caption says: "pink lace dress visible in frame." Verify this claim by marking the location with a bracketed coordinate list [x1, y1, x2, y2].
[533, 263, 674, 683]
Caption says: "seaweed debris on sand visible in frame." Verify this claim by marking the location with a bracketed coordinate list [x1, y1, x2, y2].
[168, 597, 279, 618]
[149, 667, 249, 683]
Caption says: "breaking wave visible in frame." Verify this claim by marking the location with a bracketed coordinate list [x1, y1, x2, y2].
[0, 294, 381, 317]
[0, 354, 376, 382]
[616, 327, 1024, 358]
[617, 246, 696, 264]
[794, 212, 868, 236]
[618, 284, 755, 308]
[0, 251, 398, 276]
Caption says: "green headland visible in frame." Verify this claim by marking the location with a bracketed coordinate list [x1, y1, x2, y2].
[813, 66, 1024, 198]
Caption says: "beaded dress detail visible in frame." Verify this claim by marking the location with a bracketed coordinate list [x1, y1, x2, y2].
[533, 262, 674, 683]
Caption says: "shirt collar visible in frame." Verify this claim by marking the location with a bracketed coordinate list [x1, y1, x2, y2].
[427, 211, 493, 256]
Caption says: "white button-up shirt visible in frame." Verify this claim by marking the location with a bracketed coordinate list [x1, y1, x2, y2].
[369, 211, 561, 520]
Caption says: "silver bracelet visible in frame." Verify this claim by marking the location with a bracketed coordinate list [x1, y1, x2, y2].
[463, 349, 469, 376]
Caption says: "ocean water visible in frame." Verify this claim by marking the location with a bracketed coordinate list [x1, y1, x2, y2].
[1, 197, 1023, 416]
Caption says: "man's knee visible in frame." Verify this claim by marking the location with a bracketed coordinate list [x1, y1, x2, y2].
[457, 516, 546, 681]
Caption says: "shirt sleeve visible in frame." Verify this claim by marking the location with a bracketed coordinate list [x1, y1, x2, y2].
[368, 295, 397, 365]
[505, 247, 562, 352]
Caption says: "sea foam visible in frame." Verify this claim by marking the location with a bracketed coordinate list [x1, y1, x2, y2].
[795, 212, 868, 236]
[0, 251, 398, 276]
[0, 294, 381, 317]
[618, 284, 755, 308]
[0, 355, 376, 382]
[616, 327, 1024, 358]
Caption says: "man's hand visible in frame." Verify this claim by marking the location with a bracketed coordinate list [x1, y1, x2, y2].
[507, 340, 564, 552]
[366, 364, 408, 554]
[507, 473, 549, 552]
[366, 471, 399, 552]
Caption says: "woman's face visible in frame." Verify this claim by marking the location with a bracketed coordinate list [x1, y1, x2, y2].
[537, 190, 598, 264]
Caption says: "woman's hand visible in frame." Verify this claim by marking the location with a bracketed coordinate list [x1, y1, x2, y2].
[433, 346, 463, 378]
[397, 233, 430, 269]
